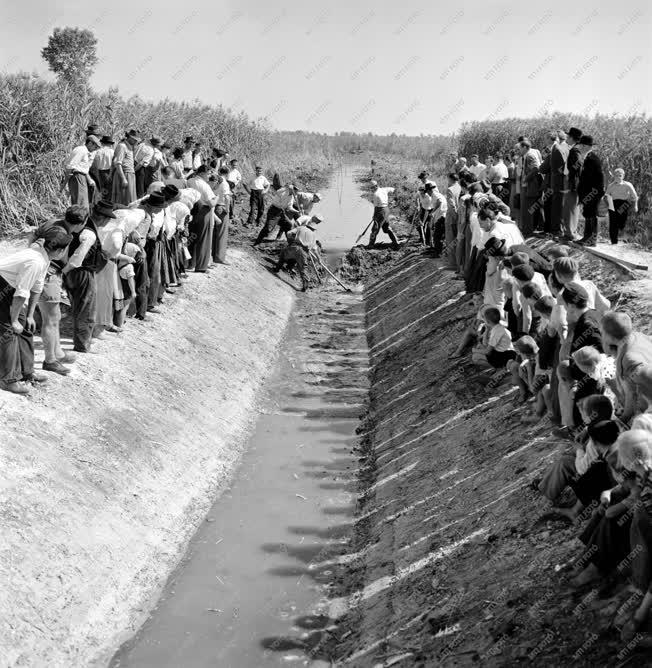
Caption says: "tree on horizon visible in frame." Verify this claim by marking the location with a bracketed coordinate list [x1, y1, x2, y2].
[41, 27, 98, 87]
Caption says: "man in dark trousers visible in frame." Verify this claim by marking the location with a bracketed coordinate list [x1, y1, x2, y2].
[577, 135, 605, 246]
[62, 200, 113, 353]
[562, 127, 583, 241]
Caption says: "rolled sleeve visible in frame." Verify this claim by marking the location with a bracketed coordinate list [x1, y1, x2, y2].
[67, 229, 95, 269]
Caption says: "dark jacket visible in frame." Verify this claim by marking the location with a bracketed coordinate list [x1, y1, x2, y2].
[550, 141, 569, 191]
[566, 145, 583, 192]
[578, 151, 605, 215]
[67, 218, 107, 273]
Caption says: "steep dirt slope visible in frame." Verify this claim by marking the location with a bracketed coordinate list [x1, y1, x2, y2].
[325, 243, 652, 667]
[0, 248, 294, 668]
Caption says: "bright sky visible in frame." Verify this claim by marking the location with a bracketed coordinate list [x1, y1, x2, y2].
[1, 0, 650, 135]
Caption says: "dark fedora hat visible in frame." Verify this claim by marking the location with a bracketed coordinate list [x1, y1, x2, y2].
[578, 134, 594, 147]
[184, 135, 194, 143]
[567, 126, 583, 141]
[125, 129, 141, 141]
[100, 135, 114, 145]
[146, 192, 166, 208]
[86, 123, 101, 135]
[93, 199, 117, 219]
[162, 184, 180, 201]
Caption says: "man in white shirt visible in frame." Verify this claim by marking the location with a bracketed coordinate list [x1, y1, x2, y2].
[64, 134, 101, 209]
[254, 183, 300, 246]
[181, 136, 195, 177]
[226, 159, 242, 219]
[134, 136, 162, 198]
[426, 184, 448, 256]
[90, 136, 115, 199]
[245, 165, 271, 226]
[212, 167, 232, 264]
[468, 155, 486, 179]
[273, 215, 324, 291]
[368, 180, 399, 250]
[0, 227, 72, 394]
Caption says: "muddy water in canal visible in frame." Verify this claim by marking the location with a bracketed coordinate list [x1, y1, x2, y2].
[110, 165, 370, 667]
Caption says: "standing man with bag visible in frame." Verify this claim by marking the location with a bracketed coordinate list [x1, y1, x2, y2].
[63, 134, 101, 208]
[62, 200, 114, 353]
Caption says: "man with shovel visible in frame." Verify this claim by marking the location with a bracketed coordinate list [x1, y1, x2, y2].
[368, 180, 400, 250]
[273, 214, 323, 291]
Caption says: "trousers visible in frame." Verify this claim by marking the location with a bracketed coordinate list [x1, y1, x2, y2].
[247, 190, 265, 225]
[562, 190, 579, 239]
[0, 275, 34, 384]
[65, 268, 97, 352]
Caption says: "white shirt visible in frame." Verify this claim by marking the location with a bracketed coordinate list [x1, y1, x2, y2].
[66, 145, 93, 174]
[193, 153, 203, 170]
[271, 187, 295, 210]
[488, 323, 514, 352]
[92, 147, 114, 171]
[296, 191, 316, 214]
[214, 180, 231, 207]
[167, 201, 191, 232]
[188, 177, 217, 206]
[0, 245, 49, 298]
[468, 163, 486, 178]
[162, 208, 177, 239]
[227, 168, 242, 186]
[179, 188, 201, 209]
[67, 228, 97, 269]
[134, 142, 155, 168]
[181, 149, 194, 170]
[431, 191, 447, 216]
[250, 175, 270, 191]
[491, 162, 509, 183]
[372, 187, 394, 207]
[113, 208, 147, 237]
[147, 209, 166, 238]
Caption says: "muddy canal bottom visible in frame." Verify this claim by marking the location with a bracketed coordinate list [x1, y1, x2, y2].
[111, 288, 368, 668]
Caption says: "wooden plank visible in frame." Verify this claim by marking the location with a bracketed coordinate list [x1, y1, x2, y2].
[568, 242, 639, 277]
[579, 246, 648, 271]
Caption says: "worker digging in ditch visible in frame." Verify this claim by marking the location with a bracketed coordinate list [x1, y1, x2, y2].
[273, 214, 323, 291]
[368, 180, 400, 251]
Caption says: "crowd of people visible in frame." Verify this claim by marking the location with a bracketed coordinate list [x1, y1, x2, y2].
[403, 128, 652, 643]
[0, 124, 326, 396]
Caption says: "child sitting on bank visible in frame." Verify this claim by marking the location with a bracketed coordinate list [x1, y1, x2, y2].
[538, 418, 620, 520]
[572, 345, 618, 406]
[508, 335, 543, 405]
[472, 306, 516, 377]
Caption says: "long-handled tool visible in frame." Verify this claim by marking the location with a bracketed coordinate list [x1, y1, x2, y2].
[307, 250, 323, 284]
[355, 216, 375, 245]
[310, 252, 352, 292]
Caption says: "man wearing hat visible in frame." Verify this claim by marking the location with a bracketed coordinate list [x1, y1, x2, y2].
[576, 135, 604, 246]
[211, 147, 229, 173]
[245, 165, 270, 226]
[226, 158, 242, 220]
[368, 180, 400, 250]
[561, 126, 584, 241]
[273, 214, 323, 291]
[134, 135, 164, 197]
[181, 136, 195, 177]
[63, 134, 101, 209]
[91, 136, 115, 200]
[112, 130, 140, 205]
[62, 200, 115, 353]
[275, 189, 321, 239]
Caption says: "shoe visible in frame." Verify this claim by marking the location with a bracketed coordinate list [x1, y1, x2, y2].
[134, 314, 147, 321]
[57, 352, 76, 364]
[195, 269, 208, 273]
[147, 307, 161, 314]
[552, 426, 574, 440]
[92, 332, 105, 340]
[73, 346, 90, 353]
[1, 380, 30, 395]
[23, 372, 48, 384]
[43, 360, 71, 376]
[105, 325, 122, 333]
[165, 288, 176, 294]
[215, 260, 230, 266]
[301, 286, 308, 292]
[180, 273, 189, 279]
